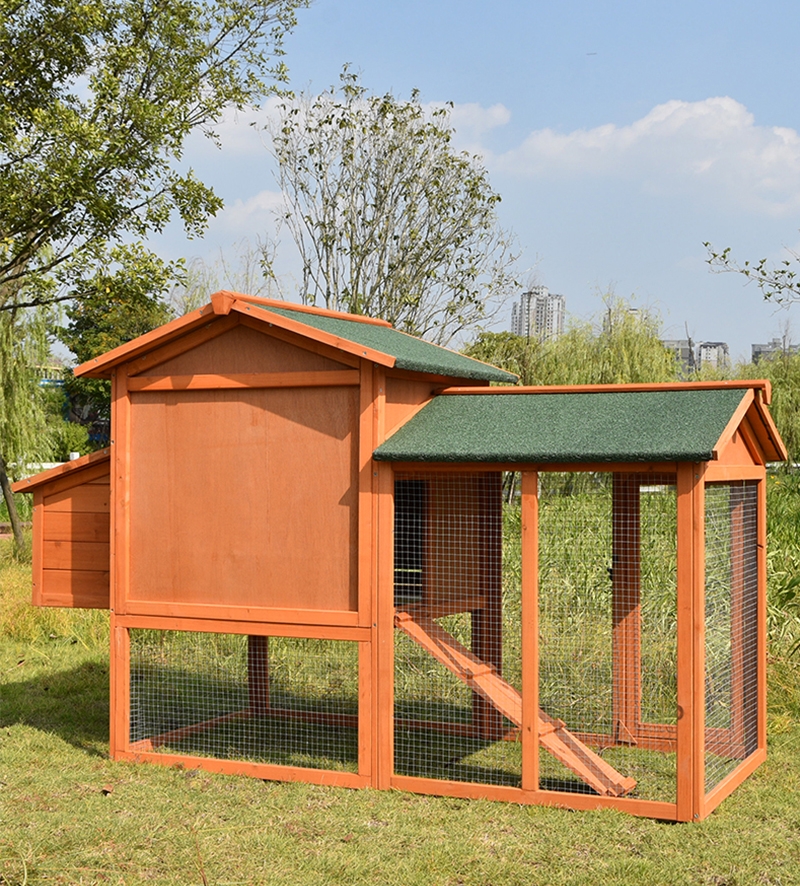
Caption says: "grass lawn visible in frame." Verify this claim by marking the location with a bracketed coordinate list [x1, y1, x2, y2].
[2, 595, 799, 885]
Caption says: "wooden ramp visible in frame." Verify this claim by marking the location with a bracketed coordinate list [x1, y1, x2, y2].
[395, 611, 636, 797]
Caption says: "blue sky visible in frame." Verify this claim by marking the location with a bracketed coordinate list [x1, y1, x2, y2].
[156, 0, 800, 362]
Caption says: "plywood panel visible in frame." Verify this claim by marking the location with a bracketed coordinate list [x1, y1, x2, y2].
[145, 323, 353, 376]
[40, 569, 110, 608]
[44, 511, 110, 543]
[44, 483, 110, 513]
[384, 376, 436, 439]
[128, 386, 360, 613]
[714, 423, 759, 468]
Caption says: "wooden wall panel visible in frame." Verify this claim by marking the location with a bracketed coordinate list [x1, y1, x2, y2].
[141, 322, 352, 377]
[420, 473, 501, 616]
[713, 423, 759, 468]
[383, 376, 437, 439]
[38, 467, 111, 609]
[128, 386, 360, 613]
[44, 484, 110, 513]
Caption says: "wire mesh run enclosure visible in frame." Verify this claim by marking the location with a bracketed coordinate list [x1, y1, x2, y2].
[537, 472, 679, 803]
[127, 630, 362, 778]
[704, 482, 760, 795]
[393, 472, 522, 787]
[389, 469, 765, 818]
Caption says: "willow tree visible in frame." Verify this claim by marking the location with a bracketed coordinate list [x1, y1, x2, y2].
[0, 308, 49, 549]
[465, 298, 678, 386]
[269, 68, 519, 345]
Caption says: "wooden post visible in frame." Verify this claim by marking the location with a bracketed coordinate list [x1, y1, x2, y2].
[612, 474, 641, 745]
[521, 471, 539, 791]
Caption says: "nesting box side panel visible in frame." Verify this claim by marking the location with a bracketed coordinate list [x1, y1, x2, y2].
[37, 461, 111, 608]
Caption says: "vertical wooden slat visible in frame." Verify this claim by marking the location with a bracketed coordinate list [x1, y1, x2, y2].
[358, 640, 372, 777]
[358, 360, 374, 627]
[375, 461, 395, 789]
[675, 463, 696, 821]
[110, 620, 130, 758]
[612, 474, 641, 744]
[521, 471, 539, 792]
[757, 476, 767, 754]
[31, 491, 44, 607]
[112, 369, 132, 615]
[692, 465, 706, 820]
[371, 365, 393, 788]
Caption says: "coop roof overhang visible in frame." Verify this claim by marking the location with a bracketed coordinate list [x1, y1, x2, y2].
[10, 448, 111, 493]
[74, 291, 517, 384]
[373, 382, 787, 464]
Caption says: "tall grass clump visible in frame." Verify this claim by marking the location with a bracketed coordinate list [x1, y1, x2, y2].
[766, 468, 800, 657]
[0, 537, 109, 647]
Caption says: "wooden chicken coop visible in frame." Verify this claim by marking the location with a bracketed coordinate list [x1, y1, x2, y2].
[14, 291, 786, 821]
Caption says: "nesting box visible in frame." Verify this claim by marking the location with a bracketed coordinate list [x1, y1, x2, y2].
[14, 292, 786, 821]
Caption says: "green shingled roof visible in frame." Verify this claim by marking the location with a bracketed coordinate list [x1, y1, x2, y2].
[245, 301, 517, 383]
[373, 388, 748, 463]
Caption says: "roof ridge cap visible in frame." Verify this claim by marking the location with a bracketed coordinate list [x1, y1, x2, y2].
[224, 292, 392, 327]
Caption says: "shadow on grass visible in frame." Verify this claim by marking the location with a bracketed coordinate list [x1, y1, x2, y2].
[1, 657, 109, 756]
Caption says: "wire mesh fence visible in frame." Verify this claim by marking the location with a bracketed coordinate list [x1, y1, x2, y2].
[129, 630, 360, 773]
[393, 472, 523, 787]
[536, 472, 678, 801]
[704, 482, 759, 794]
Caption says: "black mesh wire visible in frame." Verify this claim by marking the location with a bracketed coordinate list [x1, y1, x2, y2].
[393, 472, 523, 787]
[704, 482, 759, 793]
[129, 630, 359, 772]
[538, 473, 678, 801]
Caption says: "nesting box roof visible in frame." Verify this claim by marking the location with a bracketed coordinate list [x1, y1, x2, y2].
[374, 383, 787, 464]
[74, 292, 517, 383]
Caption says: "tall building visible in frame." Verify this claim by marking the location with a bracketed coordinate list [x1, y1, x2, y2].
[752, 337, 799, 363]
[511, 286, 566, 341]
[661, 339, 695, 376]
[697, 341, 730, 371]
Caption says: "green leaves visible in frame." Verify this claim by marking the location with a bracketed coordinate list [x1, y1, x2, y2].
[705, 237, 800, 305]
[0, 0, 306, 305]
[268, 67, 519, 345]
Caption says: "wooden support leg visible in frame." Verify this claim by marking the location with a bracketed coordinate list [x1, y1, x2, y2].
[612, 475, 641, 745]
[247, 635, 270, 717]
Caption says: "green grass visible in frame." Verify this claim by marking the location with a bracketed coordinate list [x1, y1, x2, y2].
[2, 471, 799, 885]
[2, 633, 799, 886]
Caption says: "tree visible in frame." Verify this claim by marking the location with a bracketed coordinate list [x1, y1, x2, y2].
[705, 235, 800, 305]
[0, 0, 304, 550]
[171, 237, 280, 316]
[0, 0, 305, 308]
[0, 307, 50, 550]
[58, 243, 178, 424]
[464, 297, 677, 386]
[268, 68, 519, 345]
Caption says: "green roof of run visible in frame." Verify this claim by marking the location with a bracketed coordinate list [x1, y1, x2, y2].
[373, 388, 748, 463]
[246, 302, 517, 383]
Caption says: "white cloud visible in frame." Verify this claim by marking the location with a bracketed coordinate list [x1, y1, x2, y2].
[427, 101, 511, 138]
[209, 189, 285, 237]
[490, 97, 800, 216]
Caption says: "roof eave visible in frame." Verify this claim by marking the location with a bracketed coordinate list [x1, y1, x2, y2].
[10, 448, 111, 493]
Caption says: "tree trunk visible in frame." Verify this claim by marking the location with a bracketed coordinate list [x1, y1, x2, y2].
[0, 451, 26, 551]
